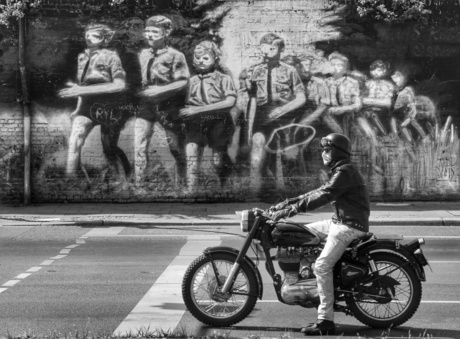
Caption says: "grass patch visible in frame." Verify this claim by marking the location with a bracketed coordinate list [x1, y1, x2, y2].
[2, 326, 444, 339]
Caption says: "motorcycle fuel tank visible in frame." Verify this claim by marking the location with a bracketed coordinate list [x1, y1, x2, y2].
[271, 222, 320, 247]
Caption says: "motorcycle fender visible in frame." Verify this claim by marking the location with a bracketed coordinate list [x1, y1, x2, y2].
[358, 241, 426, 282]
[203, 246, 264, 299]
[377, 275, 400, 286]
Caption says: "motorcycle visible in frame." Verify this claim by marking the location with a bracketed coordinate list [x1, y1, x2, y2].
[182, 208, 430, 328]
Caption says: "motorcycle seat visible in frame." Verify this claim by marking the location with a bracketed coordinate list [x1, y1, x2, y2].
[348, 232, 374, 247]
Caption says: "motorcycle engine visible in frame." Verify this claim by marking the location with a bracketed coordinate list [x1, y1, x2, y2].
[276, 247, 320, 307]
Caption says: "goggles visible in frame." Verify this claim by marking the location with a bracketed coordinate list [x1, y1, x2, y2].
[320, 137, 351, 155]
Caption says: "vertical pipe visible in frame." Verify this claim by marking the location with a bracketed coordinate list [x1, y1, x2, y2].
[19, 15, 31, 205]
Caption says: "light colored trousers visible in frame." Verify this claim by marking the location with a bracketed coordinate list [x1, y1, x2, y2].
[304, 219, 366, 321]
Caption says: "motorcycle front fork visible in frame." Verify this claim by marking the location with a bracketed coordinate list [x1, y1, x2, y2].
[217, 216, 262, 294]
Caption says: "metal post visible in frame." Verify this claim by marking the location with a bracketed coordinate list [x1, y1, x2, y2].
[19, 15, 31, 205]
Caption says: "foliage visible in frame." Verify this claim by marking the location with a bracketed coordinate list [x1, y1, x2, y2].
[0, 0, 42, 27]
[330, 0, 460, 26]
[356, 0, 430, 24]
[329, 0, 432, 25]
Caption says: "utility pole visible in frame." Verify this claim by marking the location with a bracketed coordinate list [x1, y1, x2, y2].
[18, 15, 31, 205]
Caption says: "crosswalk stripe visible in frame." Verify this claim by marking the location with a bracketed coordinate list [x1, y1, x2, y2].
[113, 239, 222, 336]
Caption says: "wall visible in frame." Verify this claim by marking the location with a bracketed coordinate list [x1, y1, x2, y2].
[0, 0, 459, 203]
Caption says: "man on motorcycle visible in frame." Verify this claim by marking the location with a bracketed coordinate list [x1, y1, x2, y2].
[270, 132, 370, 335]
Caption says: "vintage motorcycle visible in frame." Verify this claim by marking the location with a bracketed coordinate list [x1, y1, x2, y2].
[182, 208, 430, 328]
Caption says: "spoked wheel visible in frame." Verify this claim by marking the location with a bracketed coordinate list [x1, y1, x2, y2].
[347, 252, 422, 328]
[182, 252, 259, 327]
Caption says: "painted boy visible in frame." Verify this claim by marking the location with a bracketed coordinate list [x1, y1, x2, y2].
[58, 23, 131, 185]
[324, 52, 362, 137]
[179, 41, 237, 192]
[362, 59, 395, 138]
[135, 15, 190, 186]
[241, 33, 306, 194]
[391, 71, 436, 143]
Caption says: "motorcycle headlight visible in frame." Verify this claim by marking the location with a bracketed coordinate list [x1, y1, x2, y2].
[240, 209, 256, 233]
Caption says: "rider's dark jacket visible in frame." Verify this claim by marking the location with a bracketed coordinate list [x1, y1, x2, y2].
[289, 158, 370, 232]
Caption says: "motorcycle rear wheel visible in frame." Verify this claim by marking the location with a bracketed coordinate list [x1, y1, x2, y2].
[182, 252, 259, 327]
[347, 252, 422, 328]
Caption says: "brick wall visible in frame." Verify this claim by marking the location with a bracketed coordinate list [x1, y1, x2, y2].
[0, 104, 24, 203]
[1, 0, 459, 203]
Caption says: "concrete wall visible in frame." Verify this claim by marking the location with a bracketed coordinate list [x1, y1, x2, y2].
[1, 0, 459, 203]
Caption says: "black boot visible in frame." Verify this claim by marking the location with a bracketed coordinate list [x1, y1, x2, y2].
[300, 319, 335, 335]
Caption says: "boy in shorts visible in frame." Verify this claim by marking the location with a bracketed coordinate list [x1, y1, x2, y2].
[241, 33, 306, 194]
[58, 23, 131, 186]
[179, 41, 237, 192]
[135, 15, 190, 187]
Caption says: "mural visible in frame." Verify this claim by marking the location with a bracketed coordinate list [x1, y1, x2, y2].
[1, 0, 460, 202]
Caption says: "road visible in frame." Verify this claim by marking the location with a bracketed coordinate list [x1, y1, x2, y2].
[0, 224, 459, 338]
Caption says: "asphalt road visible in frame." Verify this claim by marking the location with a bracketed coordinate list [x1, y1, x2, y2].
[0, 224, 459, 338]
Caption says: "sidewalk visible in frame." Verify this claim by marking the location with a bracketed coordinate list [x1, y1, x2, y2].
[1, 201, 460, 227]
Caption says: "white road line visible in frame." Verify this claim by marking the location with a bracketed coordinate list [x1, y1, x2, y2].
[405, 235, 460, 239]
[40, 260, 54, 266]
[0, 288, 7, 294]
[2, 280, 20, 287]
[27, 267, 42, 272]
[254, 300, 460, 304]
[84, 227, 125, 236]
[66, 244, 80, 249]
[60, 249, 71, 254]
[80, 233, 460, 240]
[113, 239, 222, 336]
[15, 273, 31, 279]
[430, 261, 460, 264]
[50, 255, 67, 260]
[89, 234, 230, 240]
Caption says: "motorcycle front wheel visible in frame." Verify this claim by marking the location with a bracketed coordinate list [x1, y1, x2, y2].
[182, 252, 259, 327]
[347, 252, 422, 328]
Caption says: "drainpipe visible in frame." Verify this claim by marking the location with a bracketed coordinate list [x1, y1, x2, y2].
[19, 15, 31, 205]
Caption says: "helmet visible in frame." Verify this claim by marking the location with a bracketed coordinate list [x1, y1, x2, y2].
[320, 133, 351, 161]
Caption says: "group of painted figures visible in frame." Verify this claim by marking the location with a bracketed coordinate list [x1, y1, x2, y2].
[58, 15, 438, 194]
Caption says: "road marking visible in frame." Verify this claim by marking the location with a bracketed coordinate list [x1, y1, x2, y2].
[76, 233, 460, 240]
[430, 261, 460, 264]
[2, 280, 20, 287]
[27, 267, 42, 272]
[50, 255, 67, 260]
[255, 300, 460, 304]
[66, 244, 80, 249]
[84, 227, 125, 236]
[0, 235, 84, 295]
[405, 235, 460, 239]
[113, 239, 222, 336]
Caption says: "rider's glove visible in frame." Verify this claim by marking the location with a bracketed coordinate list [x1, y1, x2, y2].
[271, 205, 298, 221]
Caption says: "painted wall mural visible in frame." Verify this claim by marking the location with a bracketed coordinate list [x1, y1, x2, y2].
[1, 0, 459, 203]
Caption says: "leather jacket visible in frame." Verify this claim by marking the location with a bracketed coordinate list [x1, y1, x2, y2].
[289, 159, 370, 232]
